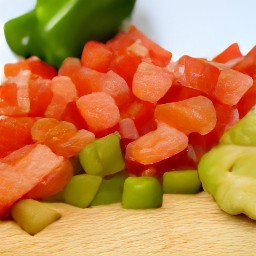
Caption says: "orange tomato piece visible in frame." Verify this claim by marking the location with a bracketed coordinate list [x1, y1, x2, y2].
[174, 55, 220, 95]
[81, 40, 113, 72]
[233, 45, 256, 78]
[76, 92, 120, 134]
[25, 159, 73, 200]
[4, 60, 29, 77]
[29, 77, 53, 117]
[128, 25, 172, 67]
[155, 96, 217, 135]
[71, 67, 130, 107]
[212, 68, 253, 106]
[118, 118, 139, 140]
[125, 122, 188, 165]
[44, 76, 78, 119]
[0, 144, 64, 217]
[25, 56, 57, 79]
[58, 57, 82, 80]
[31, 118, 95, 158]
[0, 116, 34, 158]
[132, 62, 174, 103]
[212, 43, 243, 64]
[237, 79, 256, 118]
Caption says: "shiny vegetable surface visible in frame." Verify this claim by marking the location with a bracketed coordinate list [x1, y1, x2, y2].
[198, 107, 256, 220]
[4, 0, 136, 68]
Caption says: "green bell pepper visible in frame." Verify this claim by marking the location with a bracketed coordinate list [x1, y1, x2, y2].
[198, 106, 256, 220]
[4, 0, 136, 68]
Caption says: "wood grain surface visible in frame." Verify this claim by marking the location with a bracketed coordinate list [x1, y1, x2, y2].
[1, 192, 256, 256]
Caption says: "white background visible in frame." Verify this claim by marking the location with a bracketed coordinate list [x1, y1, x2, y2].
[1, 0, 256, 75]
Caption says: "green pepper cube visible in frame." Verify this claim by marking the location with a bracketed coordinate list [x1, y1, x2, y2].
[122, 177, 163, 209]
[11, 199, 61, 236]
[63, 174, 102, 208]
[79, 133, 125, 177]
[79, 143, 103, 176]
[91, 171, 128, 206]
[163, 170, 201, 194]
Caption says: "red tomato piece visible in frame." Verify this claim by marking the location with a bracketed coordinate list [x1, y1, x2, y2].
[237, 80, 256, 118]
[0, 116, 34, 158]
[132, 62, 174, 103]
[58, 57, 82, 81]
[212, 43, 243, 64]
[125, 122, 188, 165]
[212, 68, 253, 106]
[128, 25, 172, 67]
[4, 61, 29, 77]
[0, 82, 18, 116]
[233, 45, 256, 78]
[0, 144, 64, 217]
[31, 118, 95, 158]
[25, 159, 73, 200]
[44, 76, 78, 119]
[174, 55, 220, 95]
[155, 96, 217, 135]
[29, 77, 53, 117]
[25, 56, 57, 79]
[76, 92, 120, 134]
[118, 118, 139, 140]
[81, 40, 113, 72]
[71, 67, 130, 107]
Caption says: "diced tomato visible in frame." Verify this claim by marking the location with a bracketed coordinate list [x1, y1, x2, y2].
[0, 116, 34, 158]
[155, 96, 217, 135]
[76, 92, 120, 135]
[0, 144, 64, 217]
[58, 57, 82, 80]
[110, 52, 142, 86]
[25, 159, 73, 200]
[44, 76, 78, 119]
[71, 67, 130, 107]
[125, 122, 188, 165]
[212, 68, 253, 106]
[3, 70, 31, 115]
[0, 82, 18, 116]
[163, 83, 203, 103]
[120, 98, 156, 135]
[118, 118, 139, 140]
[128, 25, 172, 67]
[25, 56, 57, 79]
[174, 55, 220, 95]
[61, 101, 88, 129]
[81, 40, 113, 72]
[4, 60, 29, 77]
[233, 45, 256, 78]
[29, 77, 53, 117]
[212, 43, 243, 64]
[237, 79, 256, 118]
[132, 62, 174, 103]
[31, 118, 95, 158]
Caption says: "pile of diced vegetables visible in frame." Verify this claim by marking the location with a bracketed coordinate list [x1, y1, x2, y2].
[1, 25, 256, 235]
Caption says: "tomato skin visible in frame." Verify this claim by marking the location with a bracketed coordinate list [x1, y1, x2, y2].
[212, 68, 253, 106]
[212, 43, 243, 64]
[0, 117, 34, 158]
[25, 159, 74, 200]
[233, 45, 256, 78]
[174, 55, 220, 95]
[81, 40, 113, 72]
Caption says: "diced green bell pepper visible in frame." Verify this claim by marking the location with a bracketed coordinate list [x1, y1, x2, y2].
[79, 133, 125, 177]
[63, 174, 102, 208]
[4, 0, 136, 68]
[163, 170, 201, 194]
[122, 177, 163, 209]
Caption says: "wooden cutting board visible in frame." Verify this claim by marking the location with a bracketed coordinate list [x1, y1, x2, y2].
[1, 192, 256, 256]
